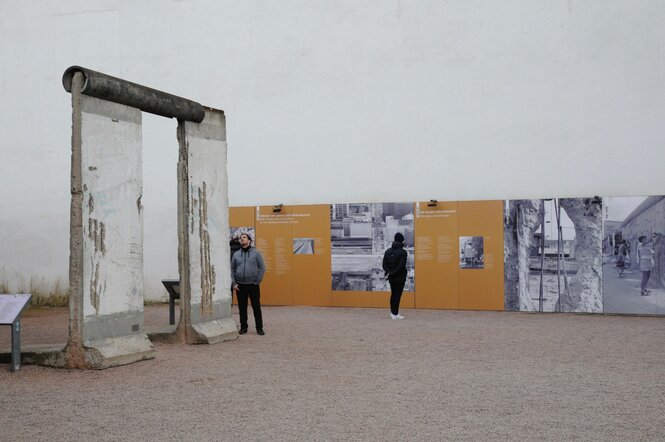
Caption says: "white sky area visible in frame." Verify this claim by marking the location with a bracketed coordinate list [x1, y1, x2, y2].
[603, 196, 648, 222]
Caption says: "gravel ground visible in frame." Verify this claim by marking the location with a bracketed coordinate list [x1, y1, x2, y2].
[1, 305, 665, 441]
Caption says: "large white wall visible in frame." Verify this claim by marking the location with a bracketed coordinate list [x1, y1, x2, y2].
[1, 1, 664, 299]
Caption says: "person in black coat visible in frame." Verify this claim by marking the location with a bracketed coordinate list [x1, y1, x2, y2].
[382, 232, 408, 319]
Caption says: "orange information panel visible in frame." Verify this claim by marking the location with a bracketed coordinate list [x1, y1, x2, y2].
[233, 200, 503, 311]
[291, 205, 331, 307]
[325, 290, 415, 310]
[457, 200, 504, 310]
[229, 206, 255, 229]
[414, 201, 460, 309]
[414, 200, 504, 310]
[255, 205, 331, 306]
[256, 206, 294, 305]
[332, 287, 415, 310]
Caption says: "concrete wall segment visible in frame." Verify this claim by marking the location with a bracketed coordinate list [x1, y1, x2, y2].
[79, 95, 144, 320]
[64, 81, 153, 367]
[176, 110, 235, 343]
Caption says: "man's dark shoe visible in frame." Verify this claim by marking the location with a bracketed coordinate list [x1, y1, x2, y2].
[239, 328, 248, 335]
[257, 329, 265, 336]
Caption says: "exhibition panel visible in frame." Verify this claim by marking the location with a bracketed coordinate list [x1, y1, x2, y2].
[255, 206, 296, 306]
[457, 201, 505, 311]
[230, 195, 665, 316]
[414, 201, 460, 309]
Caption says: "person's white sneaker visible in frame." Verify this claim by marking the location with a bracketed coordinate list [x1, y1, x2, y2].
[395, 314, 404, 319]
[390, 314, 398, 320]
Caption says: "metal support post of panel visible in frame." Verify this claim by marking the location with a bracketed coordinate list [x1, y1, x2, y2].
[176, 109, 237, 344]
[11, 319, 20, 372]
[64, 72, 154, 368]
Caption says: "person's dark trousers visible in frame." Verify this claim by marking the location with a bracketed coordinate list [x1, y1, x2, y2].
[641, 271, 651, 292]
[389, 280, 405, 315]
[237, 283, 263, 330]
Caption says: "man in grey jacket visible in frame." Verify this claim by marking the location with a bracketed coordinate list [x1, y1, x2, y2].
[231, 233, 266, 335]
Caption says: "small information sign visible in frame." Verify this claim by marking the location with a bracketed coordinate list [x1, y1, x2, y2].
[1, 294, 32, 372]
[0, 294, 31, 324]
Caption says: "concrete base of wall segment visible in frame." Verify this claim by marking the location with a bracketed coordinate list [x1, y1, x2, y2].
[0, 334, 154, 369]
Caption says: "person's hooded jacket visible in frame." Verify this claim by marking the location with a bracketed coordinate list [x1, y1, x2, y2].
[382, 239, 408, 284]
[231, 246, 266, 285]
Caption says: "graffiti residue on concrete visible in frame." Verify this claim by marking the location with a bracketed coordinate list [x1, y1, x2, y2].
[89, 259, 101, 315]
[88, 218, 106, 256]
[198, 182, 215, 317]
[136, 189, 143, 214]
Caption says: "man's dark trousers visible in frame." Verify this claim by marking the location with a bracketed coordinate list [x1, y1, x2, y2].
[389, 280, 405, 315]
[237, 283, 263, 331]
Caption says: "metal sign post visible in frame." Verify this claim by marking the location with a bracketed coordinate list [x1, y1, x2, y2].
[0, 294, 32, 372]
[161, 280, 180, 325]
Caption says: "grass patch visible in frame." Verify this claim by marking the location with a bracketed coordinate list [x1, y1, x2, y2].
[1, 274, 169, 308]
[0, 275, 69, 308]
[144, 299, 170, 306]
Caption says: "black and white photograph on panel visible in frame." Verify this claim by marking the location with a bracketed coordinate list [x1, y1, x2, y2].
[602, 196, 665, 315]
[331, 203, 415, 292]
[293, 238, 315, 255]
[503, 198, 603, 313]
[459, 236, 484, 269]
[229, 227, 256, 260]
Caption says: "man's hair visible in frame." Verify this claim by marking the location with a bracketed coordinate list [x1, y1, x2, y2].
[240, 233, 253, 242]
[639, 235, 647, 242]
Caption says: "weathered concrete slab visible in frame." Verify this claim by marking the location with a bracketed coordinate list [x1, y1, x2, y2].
[82, 335, 154, 369]
[0, 344, 66, 367]
[176, 109, 237, 344]
[65, 72, 154, 368]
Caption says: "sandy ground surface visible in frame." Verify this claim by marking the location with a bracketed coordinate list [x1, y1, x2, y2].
[1, 304, 665, 441]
